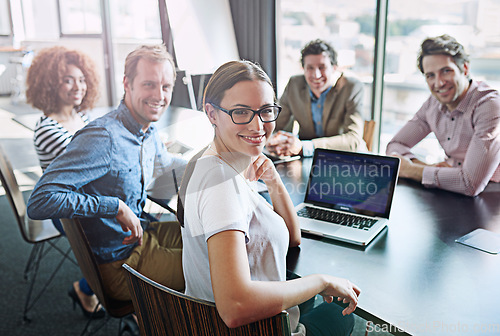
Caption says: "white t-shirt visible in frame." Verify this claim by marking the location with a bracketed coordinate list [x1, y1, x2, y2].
[181, 154, 303, 334]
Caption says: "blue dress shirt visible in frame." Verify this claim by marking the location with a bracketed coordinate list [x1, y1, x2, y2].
[310, 86, 332, 137]
[27, 101, 185, 264]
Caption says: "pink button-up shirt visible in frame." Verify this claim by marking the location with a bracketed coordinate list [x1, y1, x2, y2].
[387, 80, 500, 196]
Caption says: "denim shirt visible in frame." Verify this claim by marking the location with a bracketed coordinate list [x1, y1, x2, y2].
[27, 101, 186, 264]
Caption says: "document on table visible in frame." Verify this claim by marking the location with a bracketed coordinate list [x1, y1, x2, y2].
[455, 228, 500, 254]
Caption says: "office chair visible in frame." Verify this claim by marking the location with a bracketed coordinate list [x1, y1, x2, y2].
[123, 263, 292, 336]
[60, 218, 135, 336]
[363, 120, 376, 152]
[0, 144, 75, 322]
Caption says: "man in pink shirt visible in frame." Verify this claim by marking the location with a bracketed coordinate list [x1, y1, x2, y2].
[386, 34, 500, 196]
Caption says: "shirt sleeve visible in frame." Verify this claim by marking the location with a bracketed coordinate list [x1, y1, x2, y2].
[148, 132, 188, 199]
[27, 126, 118, 220]
[153, 132, 188, 177]
[385, 99, 433, 160]
[301, 140, 314, 157]
[422, 97, 500, 196]
[186, 158, 251, 240]
[275, 80, 295, 132]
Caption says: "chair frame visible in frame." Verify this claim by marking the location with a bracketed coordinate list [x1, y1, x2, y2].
[0, 144, 75, 322]
[123, 263, 292, 336]
[61, 218, 135, 335]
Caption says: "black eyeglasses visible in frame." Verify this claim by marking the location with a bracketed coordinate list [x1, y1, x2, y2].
[210, 103, 281, 125]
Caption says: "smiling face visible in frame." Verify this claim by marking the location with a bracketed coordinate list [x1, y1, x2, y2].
[207, 80, 276, 158]
[422, 54, 470, 111]
[123, 58, 175, 130]
[303, 52, 336, 98]
[57, 64, 87, 109]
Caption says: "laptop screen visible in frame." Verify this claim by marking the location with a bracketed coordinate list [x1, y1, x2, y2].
[304, 149, 400, 218]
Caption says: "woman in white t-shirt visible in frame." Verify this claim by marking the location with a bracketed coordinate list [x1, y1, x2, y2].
[178, 60, 360, 335]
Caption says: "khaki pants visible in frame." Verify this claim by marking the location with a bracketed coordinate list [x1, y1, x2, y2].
[99, 221, 184, 301]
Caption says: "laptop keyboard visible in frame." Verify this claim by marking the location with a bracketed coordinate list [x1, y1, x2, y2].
[297, 206, 377, 231]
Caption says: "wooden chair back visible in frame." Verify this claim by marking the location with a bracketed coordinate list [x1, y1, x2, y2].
[123, 263, 291, 336]
[61, 218, 134, 318]
[363, 120, 376, 152]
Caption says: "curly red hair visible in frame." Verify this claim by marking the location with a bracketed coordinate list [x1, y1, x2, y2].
[26, 46, 100, 115]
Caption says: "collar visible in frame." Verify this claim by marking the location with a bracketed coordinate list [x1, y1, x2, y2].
[439, 79, 476, 115]
[118, 100, 155, 138]
[308, 72, 343, 101]
[310, 85, 333, 102]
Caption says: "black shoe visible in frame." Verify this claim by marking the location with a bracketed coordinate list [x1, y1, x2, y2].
[119, 314, 140, 336]
[68, 286, 106, 319]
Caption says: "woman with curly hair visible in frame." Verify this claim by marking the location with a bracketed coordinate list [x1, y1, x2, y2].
[27, 46, 100, 170]
[26, 46, 105, 319]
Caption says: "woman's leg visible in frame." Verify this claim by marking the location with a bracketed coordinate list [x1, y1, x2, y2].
[79, 278, 94, 296]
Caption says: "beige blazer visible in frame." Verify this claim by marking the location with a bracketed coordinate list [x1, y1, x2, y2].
[276, 74, 365, 152]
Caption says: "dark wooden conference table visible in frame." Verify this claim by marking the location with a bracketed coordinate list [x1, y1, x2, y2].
[277, 158, 500, 336]
[156, 106, 500, 336]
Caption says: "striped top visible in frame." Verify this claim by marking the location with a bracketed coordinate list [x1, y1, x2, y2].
[33, 112, 89, 171]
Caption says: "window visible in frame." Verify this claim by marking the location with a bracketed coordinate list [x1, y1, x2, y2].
[58, 0, 102, 35]
[381, 0, 500, 161]
[108, 0, 163, 104]
[22, 0, 60, 39]
[278, 0, 376, 123]
[15, 0, 101, 42]
[279, 0, 500, 158]
[0, 0, 11, 35]
[109, 0, 161, 40]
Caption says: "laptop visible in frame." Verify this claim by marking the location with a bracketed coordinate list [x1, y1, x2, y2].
[296, 148, 400, 246]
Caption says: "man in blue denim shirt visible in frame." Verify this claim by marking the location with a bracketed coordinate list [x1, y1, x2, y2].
[27, 45, 186, 301]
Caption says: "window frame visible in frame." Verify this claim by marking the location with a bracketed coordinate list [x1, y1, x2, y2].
[0, 0, 13, 36]
[56, 0, 102, 38]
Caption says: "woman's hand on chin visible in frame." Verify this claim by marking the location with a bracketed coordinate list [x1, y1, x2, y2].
[245, 154, 279, 184]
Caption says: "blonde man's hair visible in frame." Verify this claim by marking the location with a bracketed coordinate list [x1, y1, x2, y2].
[124, 44, 176, 86]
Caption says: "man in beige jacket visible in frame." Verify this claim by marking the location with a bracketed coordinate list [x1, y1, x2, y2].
[267, 39, 365, 157]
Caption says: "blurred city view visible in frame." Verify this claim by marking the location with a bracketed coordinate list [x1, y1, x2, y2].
[279, 0, 500, 157]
